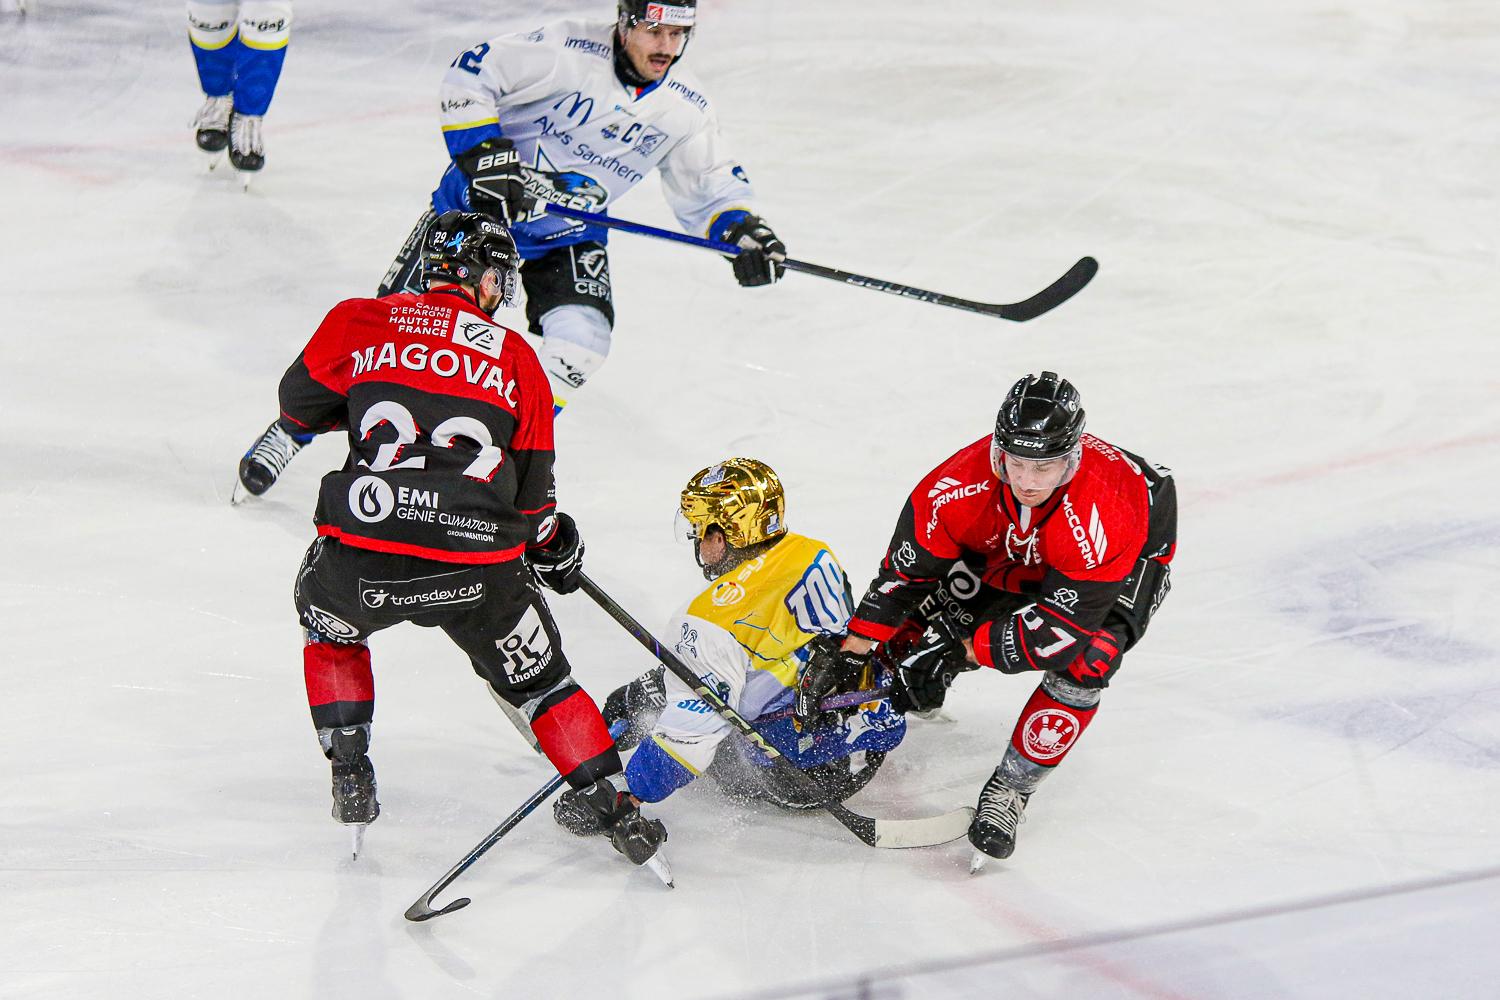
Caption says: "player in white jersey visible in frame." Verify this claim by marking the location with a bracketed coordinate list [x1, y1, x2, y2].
[233, 0, 784, 500]
[377, 0, 786, 415]
[555, 459, 905, 833]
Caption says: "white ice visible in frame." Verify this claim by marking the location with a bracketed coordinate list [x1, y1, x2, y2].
[2, 1, 1498, 997]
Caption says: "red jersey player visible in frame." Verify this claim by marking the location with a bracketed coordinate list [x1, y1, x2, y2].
[795, 372, 1176, 868]
[277, 211, 666, 871]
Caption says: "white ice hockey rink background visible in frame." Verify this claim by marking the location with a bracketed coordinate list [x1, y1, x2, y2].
[1, 1, 1497, 998]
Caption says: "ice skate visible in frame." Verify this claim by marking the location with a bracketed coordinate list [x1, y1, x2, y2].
[328, 727, 380, 858]
[967, 768, 1028, 872]
[228, 112, 265, 187]
[554, 779, 671, 884]
[192, 94, 232, 159]
[233, 421, 308, 504]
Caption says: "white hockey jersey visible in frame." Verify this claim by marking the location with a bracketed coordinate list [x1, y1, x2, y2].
[432, 18, 757, 256]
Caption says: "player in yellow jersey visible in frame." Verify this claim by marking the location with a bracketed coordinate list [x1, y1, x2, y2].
[567, 458, 906, 821]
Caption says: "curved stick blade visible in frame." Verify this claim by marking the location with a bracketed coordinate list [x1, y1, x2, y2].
[996, 256, 1099, 321]
[404, 895, 472, 923]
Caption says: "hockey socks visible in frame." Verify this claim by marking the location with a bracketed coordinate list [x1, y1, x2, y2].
[1005, 673, 1101, 780]
[528, 685, 622, 788]
[304, 638, 374, 730]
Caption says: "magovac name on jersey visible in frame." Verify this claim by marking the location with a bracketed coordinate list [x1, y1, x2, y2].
[349, 342, 518, 405]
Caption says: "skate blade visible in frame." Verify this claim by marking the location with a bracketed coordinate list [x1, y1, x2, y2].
[350, 823, 368, 860]
[643, 851, 674, 888]
[230, 478, 254, 506]
[968, 851, 989, 875]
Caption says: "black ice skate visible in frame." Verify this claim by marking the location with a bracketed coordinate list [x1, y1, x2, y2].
[968, 768, 1029, 873]
[233, 421, 308, 504]
[228, 112, 265, 186]
[192, 94, 232, 155]
[328, 727, 380, 859]
[554, 779, 673, 886]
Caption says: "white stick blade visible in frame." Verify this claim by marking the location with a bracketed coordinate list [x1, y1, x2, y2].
[871, 806, 974, 849]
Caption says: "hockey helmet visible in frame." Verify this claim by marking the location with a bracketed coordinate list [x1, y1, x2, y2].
[618, 0, 697, 31]
[677, 458, 786, 550]
[421, 211, 520, 305]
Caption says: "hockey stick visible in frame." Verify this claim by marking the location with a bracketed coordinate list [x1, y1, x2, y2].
[543, 203, 1097, 322]
[404, 720, 629, 922]
[577, 573, 972, 849]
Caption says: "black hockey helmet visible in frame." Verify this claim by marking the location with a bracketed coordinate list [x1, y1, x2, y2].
[421, 211, 520, 304]
[993, 371, 1087, 461]
[618, 0, 697, 31]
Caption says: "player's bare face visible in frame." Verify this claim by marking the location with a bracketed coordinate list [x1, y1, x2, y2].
[697, 527, 727, 567]
[1003, 453, 1071, 507]
[622, 23, 690, 81]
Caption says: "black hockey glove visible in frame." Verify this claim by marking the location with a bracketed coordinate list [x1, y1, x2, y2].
[455, 138, 527, 225]
[718, 214, 786, 287]
[529, 512, 584, 594]
[794, 636, 867, 730]
[1063, 629, 1123, 689]
[890, 617, 977, 715]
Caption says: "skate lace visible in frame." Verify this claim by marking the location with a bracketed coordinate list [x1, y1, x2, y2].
[193, 95, 232, 130]
[248, 425, 301, 473]
[232, 114, 263, 156]
[975, 780, 1026, 835]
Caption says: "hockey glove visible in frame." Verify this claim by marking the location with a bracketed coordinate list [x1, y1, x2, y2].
[1064, 629, 1122, 688]
[529, 512, 584, 594]
[890, 616, 977, 714]
[794, 636, 866, 730]
[714, 212, 786, 287]
[455, 138, 528, 225]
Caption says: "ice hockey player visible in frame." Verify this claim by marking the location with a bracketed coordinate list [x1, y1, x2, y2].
[186, 2, 292, 178]
[795, 372, 1177, 868]
[379, 0, 785, 413]
[277, 210, 666, 871]
[564, 458, 904, 829]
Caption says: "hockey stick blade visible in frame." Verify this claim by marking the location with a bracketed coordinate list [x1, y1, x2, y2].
[990, 256, 1098, 321]
[578, 573, 973, 850]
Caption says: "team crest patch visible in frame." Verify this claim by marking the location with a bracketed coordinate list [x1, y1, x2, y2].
[452, 316, 504, 358]
[1020, 708, 1081, 761]
[711, 580, 745, 607]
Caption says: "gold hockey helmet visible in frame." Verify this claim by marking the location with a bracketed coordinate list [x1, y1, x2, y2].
[678, 458, 787, 549]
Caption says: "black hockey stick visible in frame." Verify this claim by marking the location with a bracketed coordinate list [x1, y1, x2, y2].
[577, 573, 972, 849]
[404, 719, 627, 922]
[543, 203, 1097, 322]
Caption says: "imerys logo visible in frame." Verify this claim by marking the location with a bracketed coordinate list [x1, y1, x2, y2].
[349, 476, 395, 523]
[893, 540, 918, 571]
[1020, 707, 1081, 761]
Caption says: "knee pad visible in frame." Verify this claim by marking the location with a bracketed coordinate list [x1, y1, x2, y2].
[539, 305, 612, 409]
[187, 2, 239, 49]
[237, 1, 292, 49]
[1042, 670, 1103, 710]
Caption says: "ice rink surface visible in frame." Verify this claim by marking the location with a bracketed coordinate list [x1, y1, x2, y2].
[3, 1, 1498, 997]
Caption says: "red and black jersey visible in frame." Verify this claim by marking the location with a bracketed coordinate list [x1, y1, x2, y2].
[278, 287, 556, 565]
[850, 433, 1176, 674]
